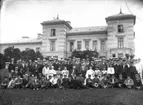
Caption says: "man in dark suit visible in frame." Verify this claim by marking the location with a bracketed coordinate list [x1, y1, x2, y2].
[120, 60, 129, 79]
[8, 58, 15, 72]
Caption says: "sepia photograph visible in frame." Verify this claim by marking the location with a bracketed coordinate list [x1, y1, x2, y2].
[0, 0, 143, 105]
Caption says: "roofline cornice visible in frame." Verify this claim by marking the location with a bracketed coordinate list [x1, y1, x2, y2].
[67, 31, 107, 35]
[41, 21, 72, 29]
[0, 41, 42, 45]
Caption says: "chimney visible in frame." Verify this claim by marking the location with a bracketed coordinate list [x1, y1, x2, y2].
[37, 33, 43, 39]
[22, 36, 29, 39]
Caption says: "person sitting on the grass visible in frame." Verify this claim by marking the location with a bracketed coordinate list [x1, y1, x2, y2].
[85, 75, 94, 88]
[75, 74, 85, 89]
[62, 74, 69, 89]
[32, 75, 40, 90]
[93, 75, 100, 88]
[101, 75, 109, 88]
[15, 75, 23, 89]
[50, 74, 58, 88]
[22, 74, 29, 88]
[57, 74, 63, 89]
[25, 74, 35, 89]
[86, 66, 95, 80]
[134, 74, 142, 89]
[124, 76, 134, 89]
[1, 77, 9, 89]
[109, 75, 118, 88]
[8, 77, 16, 88]
[62, 67, 69, 78]
[102, 67, 107, 75]
[117, 74, 125, 88]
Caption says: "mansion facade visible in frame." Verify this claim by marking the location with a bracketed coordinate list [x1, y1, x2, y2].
[0, 11, 136, 59]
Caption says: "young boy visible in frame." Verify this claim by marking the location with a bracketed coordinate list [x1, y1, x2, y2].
[1, 77, 9, 89]
[86, 75, 94, 88]
[124, 76, 134, 89]
[117, 74, 125, 88]
[15, 75, 23, 89]
[134, 74, 142, 90]
[32, 76, 40, 90]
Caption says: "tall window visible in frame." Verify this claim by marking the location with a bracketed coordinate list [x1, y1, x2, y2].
[36, 47, 40, 52]
[118, 37, 124, 48]
[50, 40, 55, 51]
[70, 42, 74, 52]
[77, 41, 82, 50]
[101, 40, 105, 50]
[51, 29, 56, 36]
[92, 40, 97, 51]
[118, 25, 123, 33]
[85, 41, 89, 50]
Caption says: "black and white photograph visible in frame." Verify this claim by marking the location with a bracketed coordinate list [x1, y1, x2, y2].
[0, 0, 143, 105]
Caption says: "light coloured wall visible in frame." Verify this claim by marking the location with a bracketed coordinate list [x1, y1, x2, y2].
[41, 24, 69, 58]
[66, 34, 107, 57]
[106, 19, 135, 58]
[0, 43, 42, 54]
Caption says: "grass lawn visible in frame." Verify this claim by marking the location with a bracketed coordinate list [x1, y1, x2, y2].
[0, 88, 143, 105]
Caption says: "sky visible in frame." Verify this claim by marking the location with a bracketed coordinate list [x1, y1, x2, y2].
[0, 0, 143, 58]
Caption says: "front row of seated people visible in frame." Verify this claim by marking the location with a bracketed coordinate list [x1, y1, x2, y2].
[1, 66, 142, 90]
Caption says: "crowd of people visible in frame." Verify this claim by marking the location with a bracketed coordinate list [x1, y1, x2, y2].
[1, 57, 143, 90]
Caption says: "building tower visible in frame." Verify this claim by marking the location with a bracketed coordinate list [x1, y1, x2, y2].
[41, 16, 72, 59]
[105, 10, 136, 58]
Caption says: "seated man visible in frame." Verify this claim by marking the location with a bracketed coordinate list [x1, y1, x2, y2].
[50, 74, 58, 88]
[25, 74, 35, 89]
[85, 75, 94, 88]
[134, 74, 142, 89]
[93, 75, 100, 88]
[75, 74, 85, 89]
[62, 67, 69, 78]
[62, 75, 70, 89]
[15, 75, 23, 89]
[85, 66, 95, 80]
[32, 76, 40, 90]
[109, 75, 118, 88]
[100, 75, 110, 88]
[117, 74, 125, 88]
[124, 76, 134, 89]
[7, 77, 16, 89]
[1, 77, 9, 89]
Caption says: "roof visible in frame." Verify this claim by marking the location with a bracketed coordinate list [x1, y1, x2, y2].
[105, 11, 136, 24]
[41, 19, 72, 29]
[67, 26, 107, 35]
[0, 38, 42, 45]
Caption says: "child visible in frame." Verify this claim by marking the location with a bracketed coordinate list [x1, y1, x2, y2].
[124, 76, 134, 89]
[86, 75, 94, 88]
[32, 76, 40, 90]
[109, 75, 118, 88]
[117, 74, 125, 88]
[134, 74, 142, 90]
[1, 77, 9, 89]
[62, 75, 69, 89]
[15, 76, 23, 89]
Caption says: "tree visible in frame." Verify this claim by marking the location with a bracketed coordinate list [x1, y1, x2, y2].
[0, 53, 5, 69]
[4, 46, 21, 62]
[72, 49, 99, 59]
[21, 49, 43, 61]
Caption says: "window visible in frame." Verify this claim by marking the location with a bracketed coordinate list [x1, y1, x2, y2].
[50, 40, 55, 51]
[92, 40, 97, 51]
[85, 41, 89, 50]
[70, 42, 74, 52]
[51, 29, 56, 36]
[77, 41, 82, 50]
[118, 25, 123, 33]
[101, 40, 105, 50]
[118, 53, 123, 58]
[36, 47, 40, 52]
[118, 37, 124, 48]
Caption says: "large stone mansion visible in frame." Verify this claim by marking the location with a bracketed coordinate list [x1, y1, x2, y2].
[0, 10, 136, 59]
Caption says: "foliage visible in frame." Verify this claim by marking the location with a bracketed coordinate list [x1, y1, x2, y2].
[72, 49, 99, 59]
[4, 46, 21, 62]
[3, 46, 43, 62]
[0, 53, 5, 69]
